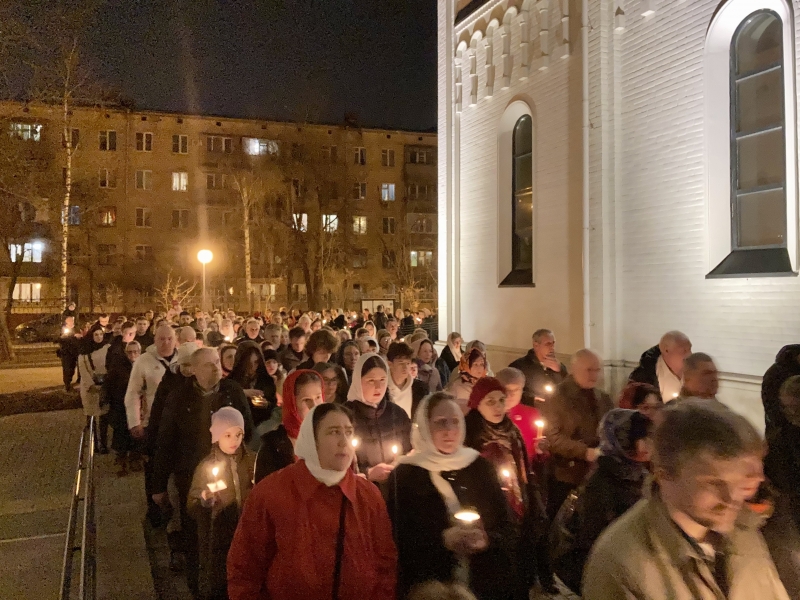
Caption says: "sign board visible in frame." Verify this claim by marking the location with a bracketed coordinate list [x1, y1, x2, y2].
[360, 299, 395, 316]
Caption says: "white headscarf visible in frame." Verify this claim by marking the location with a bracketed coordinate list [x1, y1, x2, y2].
[398, 395, 479, 514]
[447, 332, 463, 362]
[347, 352, 388, 405]
[293, 404, 350, 487]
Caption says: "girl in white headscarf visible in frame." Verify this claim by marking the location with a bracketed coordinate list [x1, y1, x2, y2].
[227, 403, 398, 600]
[386, 392, 517, 600]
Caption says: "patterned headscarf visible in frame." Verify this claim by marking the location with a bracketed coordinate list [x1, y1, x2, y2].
[459, 346, 486, 375]
[598, 408, 651, 459]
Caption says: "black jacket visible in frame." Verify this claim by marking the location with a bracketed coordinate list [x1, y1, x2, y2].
[135, 331, 154, 350]
[508, 350, 568, 407]
[205, 330, 225, 347]
[373, 311, 388, 331]
[344, 396, 412, 473]
[628, 345, 661, 388]
[408, 378, 430, 419]
[146, 369, 187, 454]
[386, 458, 517, 600]
[253, 424, 294, 484]
[332, 314, 346, 330]
[152, 377, 254, 494]
[762, 345, 800, 438]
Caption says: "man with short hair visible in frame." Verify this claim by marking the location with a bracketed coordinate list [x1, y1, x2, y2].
[630, 330, 693, 401]
[545, 349, 613, 520]
[332, 308, 346, 330]
[152, 347, 253, 595]
[263, 323, 283, 351]
[134, 317, 154, 349]
[178, 311, 193, 327]
[680, 352, 719, 400]
[236, 318, 264, 344]
[297, 314, 312, 334]
[373, 304, 388, 331]
[386, 342, 428, 418]
[386, 318, 399, 341]
[279, 326, 307, 372]
[583, 400, 788, 600]
[177, 325, 198, 347]
[509, 329, 568, 407]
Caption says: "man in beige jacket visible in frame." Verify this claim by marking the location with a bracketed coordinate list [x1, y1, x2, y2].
[583, 399, 788, 600]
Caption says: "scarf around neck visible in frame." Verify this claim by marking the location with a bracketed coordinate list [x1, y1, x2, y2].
[293, 404, 349, 487]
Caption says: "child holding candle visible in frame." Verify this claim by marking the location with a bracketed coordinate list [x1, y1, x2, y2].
[187, 407, 255, 600]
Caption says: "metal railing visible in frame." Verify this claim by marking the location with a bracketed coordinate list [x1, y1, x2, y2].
[59, 416, 96, 600]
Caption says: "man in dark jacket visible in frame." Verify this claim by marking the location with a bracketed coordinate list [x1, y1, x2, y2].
[235, 318, 265, 345]
[544, 349, 614, 520]
[373, 305, 388, 331]
[151, 347, 253, 594]
[57, 323, 81, 391]
[134, 316, 154, 350]
[508, 329, 568, 407]
[386, 342, 429, 419]
[629, 330, 692, 401]
[763, 344, 800, 440]
[278, 326, 307, 372]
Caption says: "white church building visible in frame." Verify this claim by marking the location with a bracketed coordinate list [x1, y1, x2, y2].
[436, 0, 800, 426]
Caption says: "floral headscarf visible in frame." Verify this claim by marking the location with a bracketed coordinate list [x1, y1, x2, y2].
[598, 408, 652, 463]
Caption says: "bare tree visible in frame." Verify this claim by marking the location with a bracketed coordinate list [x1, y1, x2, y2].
[154, 271, 197, 313]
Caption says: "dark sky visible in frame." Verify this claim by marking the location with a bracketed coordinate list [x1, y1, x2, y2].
[84, 0, 438, 131]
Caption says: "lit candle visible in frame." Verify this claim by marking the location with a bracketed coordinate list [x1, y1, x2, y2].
[501, 468, 511, 480]
[672, 392, 679, 399]
[391, 444, 399, 456]
[351, 437, 360, 448]
[535, 419, 545, 439]
[544, 384, 554, 394]
[224, 336, 232, 342]
[454, 509, 481, 524]
[207, 464, 227, 493]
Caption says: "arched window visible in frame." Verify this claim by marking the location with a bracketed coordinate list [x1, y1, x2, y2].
[731, 11, 785, 250]
[512, 115, 533, 272]
[706, 0, 796, 277]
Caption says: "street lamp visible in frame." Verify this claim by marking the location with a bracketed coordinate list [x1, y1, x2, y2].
[197, 249, 213, 311]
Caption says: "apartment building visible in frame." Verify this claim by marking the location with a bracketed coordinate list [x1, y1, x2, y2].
[0, 101, 437, 312]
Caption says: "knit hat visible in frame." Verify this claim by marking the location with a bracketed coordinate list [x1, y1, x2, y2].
[176, 341, 198, 365]
[262, 349, 279, 363]
[210, 406, 245, 443]
[468, 376, 506, 410]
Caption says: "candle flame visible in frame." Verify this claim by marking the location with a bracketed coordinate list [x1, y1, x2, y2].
[535, 420, 545, 428]
[454, 509, 480, 523]
[544, 384, 554, 393]
[391, 444, 399, 455]
[351, 438, 360, 448]
[212, 466, 219, 477]
[501, 468, 510, 479]
[672, 392, 679, 398]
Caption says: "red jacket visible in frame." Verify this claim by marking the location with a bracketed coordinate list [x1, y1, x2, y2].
[227, 460, 397, 600]
[508, 403, 545, 463]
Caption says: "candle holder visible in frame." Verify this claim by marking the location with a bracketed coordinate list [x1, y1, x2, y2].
[207, 465, 228, 493]
[452, 508, 481, 587]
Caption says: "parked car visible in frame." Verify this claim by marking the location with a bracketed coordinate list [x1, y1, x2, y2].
[14, 314, 65, 343]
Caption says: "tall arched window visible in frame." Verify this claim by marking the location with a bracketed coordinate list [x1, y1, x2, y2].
[511, 115, 533, 275]
[731, 11, 785, 250]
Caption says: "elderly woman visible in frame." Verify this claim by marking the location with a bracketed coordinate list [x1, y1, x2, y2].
[228, 403, 397, 600]
[440, 332, 463, 374]
[445, 347, 488, 414]
[78, 324, 111, 452]
[387, 392, 516, 600]
[411, 338, 444, 393]
[254, 370, 324, 483]
[344, 353, 412, 484]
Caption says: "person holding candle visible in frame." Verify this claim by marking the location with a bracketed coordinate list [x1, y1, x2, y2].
[387, 392, 516, 600]
[496, 368, 547, 466]
[345, 353, 412, 484]
[228, 403, 398, 600]
[262, 349, 286, 405]
[227, 341, 277, 427]
[78, 323, 111, 453]
[508, 329, 568, 409]
[254, 370, 325, 483]
[445, 347, 488, 415]
[187, 407, 255, 600]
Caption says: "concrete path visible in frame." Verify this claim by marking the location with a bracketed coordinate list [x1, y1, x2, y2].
[0, 366, 63, 394]
[0, 409, 155, 600]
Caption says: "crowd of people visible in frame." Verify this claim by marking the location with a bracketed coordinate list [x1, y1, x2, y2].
[53, 304, 800, 599]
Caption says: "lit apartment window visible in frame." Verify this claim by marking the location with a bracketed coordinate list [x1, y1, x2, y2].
[99, 168, 117, 189]
[172, 209, 189, 229]
[293, 213, 308, 232]
[323, 214, 338, 233]
[135, 245, 154, 261]
[381, 183, 396, 201]
[410, 250, 434, 267]
[352, 182, 367, 200]
[136, 132, 153, 152]
[172, 172, 188, 191]
[353, 216, 367, 234]
[382, 217, 396, 234]
[8, 242, 43, 263]
[207, 136, 232, 153]
[135, 207, 152, 228]
[172, 134, 188, 154]
[243, 137, 279, 156]
[381, 149, 395, 167]
[12, 283, 41, 302]
[135, 170, 152, 190]
[9, 122, 42, 141]
[98, 207, 116, 227]
[99, 130, 117, 151]
[353, 147, 366, 165]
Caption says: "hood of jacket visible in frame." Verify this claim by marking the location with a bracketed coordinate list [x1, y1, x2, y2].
[637, 345, 661, 370]
[775, 344, 800, 366]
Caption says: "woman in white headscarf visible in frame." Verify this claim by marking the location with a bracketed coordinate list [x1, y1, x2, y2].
[228, 403, 398, 600]
[386, 392, 517, 600]
[440, 332, 463, 374]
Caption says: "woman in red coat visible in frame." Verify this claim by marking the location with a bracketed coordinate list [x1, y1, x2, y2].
[227, 402, 397, 600]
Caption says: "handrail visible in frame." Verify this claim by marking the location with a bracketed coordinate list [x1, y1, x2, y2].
[59, 415, 96, 600]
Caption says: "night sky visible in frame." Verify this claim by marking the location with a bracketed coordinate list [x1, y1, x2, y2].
[83, 0, 438, 131]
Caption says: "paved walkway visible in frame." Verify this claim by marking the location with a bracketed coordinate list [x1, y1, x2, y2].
[0, 365, 63, 393]
[0, 409, 155, 600]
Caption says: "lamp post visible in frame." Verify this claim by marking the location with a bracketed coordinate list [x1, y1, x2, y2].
[197, 249, 213, 312]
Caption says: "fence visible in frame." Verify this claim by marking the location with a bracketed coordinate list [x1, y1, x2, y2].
[59, 416, 96, 600]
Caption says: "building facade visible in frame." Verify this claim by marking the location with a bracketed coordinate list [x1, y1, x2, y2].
[0, 102, 437, 316]
[438, 0, 797, 426]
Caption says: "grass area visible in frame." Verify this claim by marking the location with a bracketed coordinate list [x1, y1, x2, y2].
[0, 387, 81, 417]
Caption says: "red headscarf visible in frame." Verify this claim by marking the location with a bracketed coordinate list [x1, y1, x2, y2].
[468, 376, 506, 410]
[281, 369, 324, 439]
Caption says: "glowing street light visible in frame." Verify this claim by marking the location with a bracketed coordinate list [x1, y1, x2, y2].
[197, 249, 213, 311]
